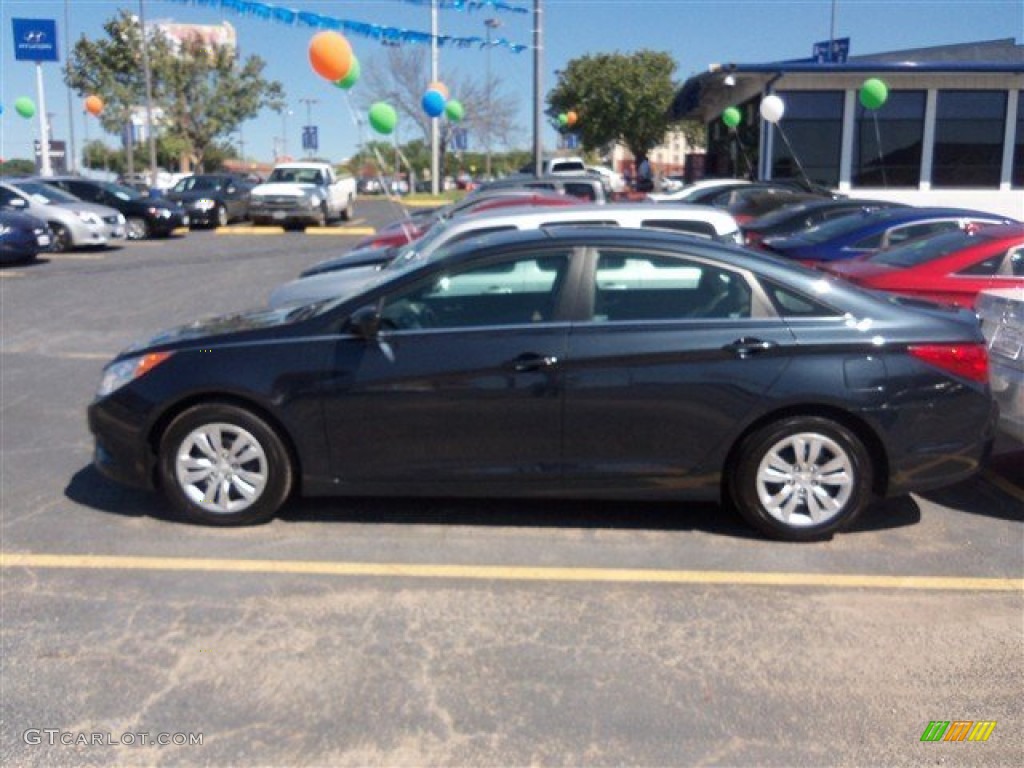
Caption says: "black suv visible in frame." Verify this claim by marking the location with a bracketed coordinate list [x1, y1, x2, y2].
[165, 174, 257, 229]
[40, 177, 188, 239]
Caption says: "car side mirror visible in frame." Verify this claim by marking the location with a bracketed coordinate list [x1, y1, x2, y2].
[348, 305, 382, 339]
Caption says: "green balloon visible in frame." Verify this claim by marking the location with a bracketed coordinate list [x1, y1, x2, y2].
[859, 78, 888, 110]
[557, 112, 568, 127]
[334, 57, 360, 90]
[721, 106, 741, 128]
[368, 102, 397, 135]
[445, 99, 464, 122]
[14, 97, 36, 119]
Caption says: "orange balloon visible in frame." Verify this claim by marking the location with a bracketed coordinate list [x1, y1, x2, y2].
[85, 95, 104, 116]
[309, 31, 353, 82]
[566, 110, 578, 126]
[427, 81, 449, 100]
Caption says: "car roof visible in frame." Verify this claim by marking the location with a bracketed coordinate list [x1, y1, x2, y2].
[450, 202, 737, 230]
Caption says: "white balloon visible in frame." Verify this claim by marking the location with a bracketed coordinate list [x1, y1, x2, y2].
[760, 94, 785, 124]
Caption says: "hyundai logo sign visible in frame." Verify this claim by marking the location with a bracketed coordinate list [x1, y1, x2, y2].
[12, 18, 59, 62]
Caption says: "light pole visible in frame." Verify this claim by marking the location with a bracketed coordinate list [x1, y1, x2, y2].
[280, 108, 293, 160]
[299, 98, 319, 158]
[484, 17, 501, 178]
[139, 0, 158, 185]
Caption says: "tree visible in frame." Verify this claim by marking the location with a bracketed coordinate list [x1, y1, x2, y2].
[0, 159, 37, 177]
[65, 10, 284, 172]
[547, 50, 682, 170]
[356, 46, 520, 179]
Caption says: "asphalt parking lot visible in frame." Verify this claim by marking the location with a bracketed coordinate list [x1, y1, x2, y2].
[2, 201, 1022, 766]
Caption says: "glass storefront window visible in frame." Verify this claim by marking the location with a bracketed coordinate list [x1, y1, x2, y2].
[1013, 91, 1024, 188]
[770, 91, 843, 187]
[852, 91, 926, 188]
[932, 90, 1007, 188]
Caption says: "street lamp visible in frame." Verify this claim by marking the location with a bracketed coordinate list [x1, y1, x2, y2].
[299, 98, 320, 158]
[484, 17, 501, 178]
[280, 108, 293, 160]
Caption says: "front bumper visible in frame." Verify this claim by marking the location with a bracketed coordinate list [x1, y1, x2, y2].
[88, 399, 157, 490]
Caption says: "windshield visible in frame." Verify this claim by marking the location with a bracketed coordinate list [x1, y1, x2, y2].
[14, 182, 79, 204]
[174, 176, 224, 193]
[795, 210, 881, 244]
[267, 168, 324, 184]
[868, 229, 980, 268]
[383, 219, 453, 271]
[103, 182, 143, 201]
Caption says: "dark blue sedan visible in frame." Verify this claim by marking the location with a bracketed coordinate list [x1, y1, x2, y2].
[88, 228, 997, 541]
[0, 209, 51, 263]
[761, 207, 1016, 262]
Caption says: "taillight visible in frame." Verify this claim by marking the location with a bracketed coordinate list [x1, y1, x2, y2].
[908, 343, 988, 383]
[744, 230, 764, 247]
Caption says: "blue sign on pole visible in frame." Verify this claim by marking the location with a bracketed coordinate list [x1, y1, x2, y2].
[302, 126, 318, 152]
[12, 18, 59, 62]
[812, 37, 850, 64]
[452, 128, 469, 151]
[565, 133, 581, 150]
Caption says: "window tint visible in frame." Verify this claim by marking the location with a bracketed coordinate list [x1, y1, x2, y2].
[380, 251, 571, 330]
[853, 90, 926, 187]
[763, 281, 839, 317]
[1014, 92, 1024, 188]
[957, 254, 1004, 276]
[1008, 247, 1024, 277]
[886, 221, 958, 246]
[562, 182, 596, 200]
[933, 91, 1007, 188]
[589, 250, 751, 322]
[641, 219, 717, 239]
[445, 225, 517, 246]
[851, 231, 885, 249]
[770, 91, 844, 187]
[869, 229, 977, 268]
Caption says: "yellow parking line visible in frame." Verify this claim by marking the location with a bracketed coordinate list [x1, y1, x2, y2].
[0, 271, 25, 278]
[982, 469, 1024, 503]
[1, 553, 1020, 592]
[306, 227, 375, 236]
[216, 227, 285, 235]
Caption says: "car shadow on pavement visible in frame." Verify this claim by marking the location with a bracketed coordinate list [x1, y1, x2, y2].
[66, 463, 924, 539]
[64, 465, 179, 523]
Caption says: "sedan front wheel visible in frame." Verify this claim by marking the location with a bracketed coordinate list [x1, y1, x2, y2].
[158, 403, 293, 526]
[729, 416, 873, 541]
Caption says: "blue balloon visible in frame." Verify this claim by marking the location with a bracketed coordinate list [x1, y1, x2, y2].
[421, 89, 446, 118]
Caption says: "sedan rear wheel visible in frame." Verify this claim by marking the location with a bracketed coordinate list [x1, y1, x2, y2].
[729, 416, 872, 541]
[158, 403, 293, 526]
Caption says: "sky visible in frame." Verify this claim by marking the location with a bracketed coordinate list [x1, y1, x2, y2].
[0, 0, 1021, 170]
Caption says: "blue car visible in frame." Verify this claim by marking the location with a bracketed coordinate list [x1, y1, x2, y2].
[0, 209, 52, 264]
[761, 207, 1017, 263]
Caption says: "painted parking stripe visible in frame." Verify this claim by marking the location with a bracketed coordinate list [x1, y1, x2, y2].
[45, 252, 107, 260]
[0, 271, 25, 278]
[1, 553, 1020, 592]
[305, 227, 375, 236]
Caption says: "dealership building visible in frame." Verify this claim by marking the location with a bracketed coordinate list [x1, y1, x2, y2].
[671, 38, 1024, 218]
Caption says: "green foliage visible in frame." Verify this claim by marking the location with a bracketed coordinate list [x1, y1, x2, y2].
[0, 158, 37, 177]
[547, 50, 678, 162]
[64, 10, 284, 171]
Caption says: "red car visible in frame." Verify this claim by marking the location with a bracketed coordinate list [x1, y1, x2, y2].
[823, 224, 1024, 308]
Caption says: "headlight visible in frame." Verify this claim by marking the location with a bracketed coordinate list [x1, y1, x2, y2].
[309, 195, 321, 207]
[97, 351, 173, 398]
[0, 224, 11, 237]
[147, 207, 173, 218]
[193, 199, 216, 211]
[75, 211, 103, 226]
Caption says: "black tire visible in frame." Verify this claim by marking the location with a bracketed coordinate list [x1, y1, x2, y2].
[728, 416, 873, 541]
[158, 403, 293, 526]
[317, 203, 329, 227]
[50, 222, 73, 252]
[340, 196, 354, 221]
[215, 204, 228, 228]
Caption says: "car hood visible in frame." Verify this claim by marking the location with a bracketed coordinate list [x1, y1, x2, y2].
[269, 266, 383, 309]
[820, 259, 893, 280]
[167, 189, 226, 202]
[251, 182, 318, 197]
[121, 304, 325, 356]
[50, 200, 122, 218]
[301, 245, 397, 277]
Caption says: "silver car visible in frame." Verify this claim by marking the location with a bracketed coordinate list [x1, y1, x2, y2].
[0, 180, 126, 252]
[976, 287, 1024, 442]
[269, 203, 743, 308]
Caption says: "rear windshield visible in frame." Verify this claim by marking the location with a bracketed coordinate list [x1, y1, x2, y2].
[867, 229, 981, 268]
[797, 210, 883, 244]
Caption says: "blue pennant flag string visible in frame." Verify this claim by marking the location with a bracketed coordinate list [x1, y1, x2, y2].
[165, 0, 529, 52]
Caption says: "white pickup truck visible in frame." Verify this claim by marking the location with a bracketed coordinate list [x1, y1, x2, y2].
[248, 162, 356, 229]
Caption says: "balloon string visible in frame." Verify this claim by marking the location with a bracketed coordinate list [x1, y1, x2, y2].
[774, 124, 815, 192]
[341, 91, 417, 233]
[730, 129, 756, 180]
[871, 111, 888, 188]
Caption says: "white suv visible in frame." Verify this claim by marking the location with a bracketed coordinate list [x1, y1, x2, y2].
[269, 203, 742, 308]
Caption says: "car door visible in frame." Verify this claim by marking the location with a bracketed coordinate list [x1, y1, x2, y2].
[562, 246, 797, 496]
[320, 246, 580, 494]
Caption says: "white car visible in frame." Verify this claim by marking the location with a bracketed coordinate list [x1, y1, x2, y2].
[647, 178, 753, 204]
[0, 180, 126, 252]
[269, 203, 742, 308]
[586, 165, 627, 194]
